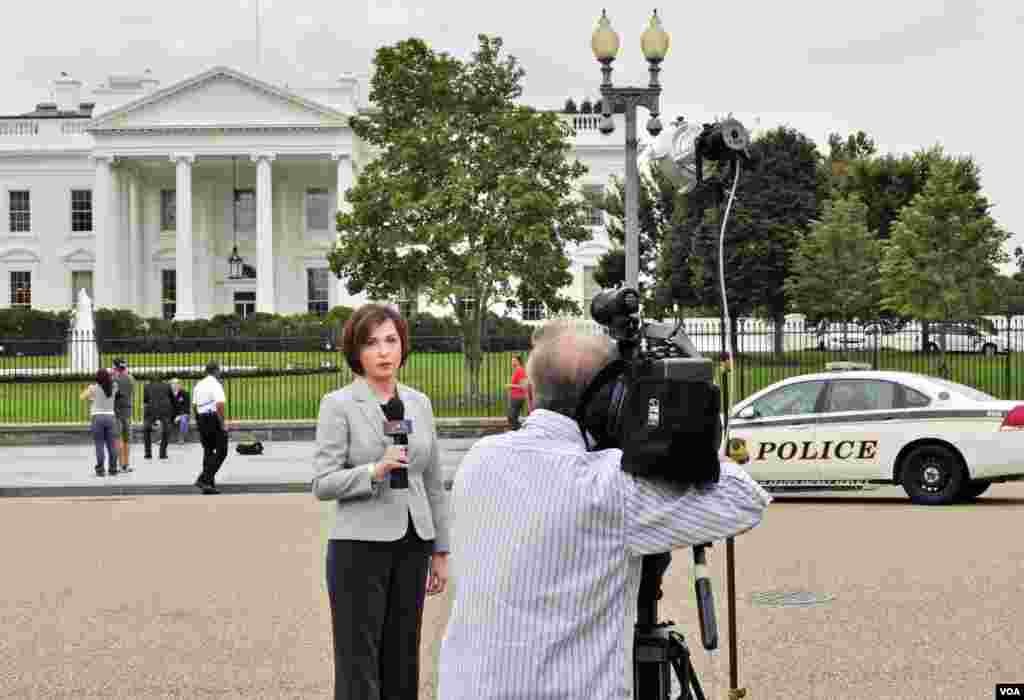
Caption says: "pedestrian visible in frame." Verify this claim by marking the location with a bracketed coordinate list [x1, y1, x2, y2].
[79, 368, 119, 477]
[192, 361, 228, 495]
[111, 359, 135, 473]
[170, 378, 190, 445]
[142, 376, 175, 460]
[437, 322, 772, 699]
[312, 303, 450, 700]
[505, 354, 528, 429]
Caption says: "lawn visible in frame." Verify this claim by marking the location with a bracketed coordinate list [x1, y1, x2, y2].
[1, 346, 1021, 424]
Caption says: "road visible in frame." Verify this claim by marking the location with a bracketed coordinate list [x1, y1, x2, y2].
[2, 485, 1022, 698]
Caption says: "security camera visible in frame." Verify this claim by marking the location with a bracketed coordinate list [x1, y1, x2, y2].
[646, 116, 663, 137]
[599, 114, 615, 135]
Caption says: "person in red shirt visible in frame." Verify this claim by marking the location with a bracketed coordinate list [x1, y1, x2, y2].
[506, 355, 528, 429]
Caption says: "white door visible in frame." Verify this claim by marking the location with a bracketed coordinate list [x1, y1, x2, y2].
[728, 380, 826, 482]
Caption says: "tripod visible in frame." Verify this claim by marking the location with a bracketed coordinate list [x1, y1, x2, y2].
[634, 552, 707, 700]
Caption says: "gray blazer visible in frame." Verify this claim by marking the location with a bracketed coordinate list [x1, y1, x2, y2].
[312, 377, 450, 553]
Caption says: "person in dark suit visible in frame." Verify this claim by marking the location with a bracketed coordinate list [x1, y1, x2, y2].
[143, 377, 175, 459]
[312, 303, 450, 700]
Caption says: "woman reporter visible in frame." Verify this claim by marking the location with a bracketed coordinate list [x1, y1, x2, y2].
[312, 303, 450, 700]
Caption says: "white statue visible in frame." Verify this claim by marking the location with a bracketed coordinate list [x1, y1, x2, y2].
[69, 289, 99, 372]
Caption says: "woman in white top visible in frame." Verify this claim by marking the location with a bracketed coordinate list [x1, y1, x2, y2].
[80, 368, 119, 477]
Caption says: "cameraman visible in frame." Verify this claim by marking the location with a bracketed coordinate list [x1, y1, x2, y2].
[437, 322, 771, 699]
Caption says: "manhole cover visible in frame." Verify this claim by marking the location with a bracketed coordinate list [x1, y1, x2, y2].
[749, 590, 835, 608]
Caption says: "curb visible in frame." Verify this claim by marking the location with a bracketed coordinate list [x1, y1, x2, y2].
[0, 479, 456, 499]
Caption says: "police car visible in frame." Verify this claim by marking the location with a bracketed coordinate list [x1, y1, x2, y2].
[724, 364, 1024, 504]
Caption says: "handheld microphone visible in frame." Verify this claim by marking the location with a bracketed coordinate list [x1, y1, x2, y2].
[694, 543, 718, 650]
[382, 395, 412, 489]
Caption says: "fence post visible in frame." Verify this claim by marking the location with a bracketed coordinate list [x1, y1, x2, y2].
[1006, 318, 1013, 399]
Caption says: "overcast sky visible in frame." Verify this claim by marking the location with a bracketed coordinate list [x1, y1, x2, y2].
[3, 0, 1021, 269]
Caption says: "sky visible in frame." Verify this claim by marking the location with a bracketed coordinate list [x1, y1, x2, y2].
[3, 0, 1021, 270]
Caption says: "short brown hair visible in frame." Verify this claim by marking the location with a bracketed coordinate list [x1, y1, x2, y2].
[340, 303, 411, 375]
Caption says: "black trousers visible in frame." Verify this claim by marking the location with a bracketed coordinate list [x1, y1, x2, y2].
[143, 412, 172, 456]
[326, 517, 433, 700]
[196, 413, 228, 485]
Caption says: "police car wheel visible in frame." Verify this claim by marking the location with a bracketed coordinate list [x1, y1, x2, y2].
[924, 342, 940, 354]
[957, 480, 991, 501]
[900, 444, 964, 506]
[981, 344, 997, 356]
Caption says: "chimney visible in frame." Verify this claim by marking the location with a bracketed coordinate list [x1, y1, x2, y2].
[140, 68, 159, 93]
[54, 72, 82, 112]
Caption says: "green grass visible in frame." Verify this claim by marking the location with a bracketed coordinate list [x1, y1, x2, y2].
[1, 346, 1021, 424]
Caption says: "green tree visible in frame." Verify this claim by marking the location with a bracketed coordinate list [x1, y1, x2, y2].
[659, 126, 825, 351]
[784, 194, 884, 330]
[328, 36, 590, 393]
[880, 158, 1010, 368]
[591, 167, 679, 317]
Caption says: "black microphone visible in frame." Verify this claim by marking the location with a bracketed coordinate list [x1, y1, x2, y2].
[694, 543, 718, 650]
[382, 395, 411, 489]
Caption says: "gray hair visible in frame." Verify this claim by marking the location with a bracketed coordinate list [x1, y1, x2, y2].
[526, 321, 615, 417]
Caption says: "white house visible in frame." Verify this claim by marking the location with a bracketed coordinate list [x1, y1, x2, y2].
[0, 65, 626, 322]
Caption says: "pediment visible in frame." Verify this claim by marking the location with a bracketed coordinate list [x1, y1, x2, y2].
[90, 66, 349, 131]
[0, 247, 40, 263]
[60, 247, 95, 264]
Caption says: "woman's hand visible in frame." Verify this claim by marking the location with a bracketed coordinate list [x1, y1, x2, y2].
[426, 553, 449, 596]
[372, 445, 408, 482]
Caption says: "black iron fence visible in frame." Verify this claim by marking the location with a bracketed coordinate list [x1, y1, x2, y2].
[2, 319, 1023, 424]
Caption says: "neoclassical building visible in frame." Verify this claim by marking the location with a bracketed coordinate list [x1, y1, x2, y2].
[0, 65, 625, 321]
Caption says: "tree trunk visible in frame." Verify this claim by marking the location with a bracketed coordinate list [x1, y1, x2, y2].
[773, 310, 785, 355]
[461, 306, 485, 399]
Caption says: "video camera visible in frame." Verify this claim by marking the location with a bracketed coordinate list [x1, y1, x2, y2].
[577, 287, 722, 489]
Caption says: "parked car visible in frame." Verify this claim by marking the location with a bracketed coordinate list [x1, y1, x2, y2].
[922, 322, 1010, 355]
[815, 322, 870, 351]
[725, 367, 1024, 504]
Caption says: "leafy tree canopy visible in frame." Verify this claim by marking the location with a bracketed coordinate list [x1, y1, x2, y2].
[784, 194, 883, 323]
[880, 157, 1010, 322]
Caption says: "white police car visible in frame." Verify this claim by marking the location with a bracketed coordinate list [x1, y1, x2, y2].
[724, 364, 1024, 504]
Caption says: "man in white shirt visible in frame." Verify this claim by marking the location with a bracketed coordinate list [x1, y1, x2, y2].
[192, 360, 228, 495]
[438, 323, 772, 700]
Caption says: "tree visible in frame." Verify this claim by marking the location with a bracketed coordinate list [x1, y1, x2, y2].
[659, 126, 825, 351]
[880, 158, 1010, 368]
[783, 194, 884, 330]
[591, 167, 679, 317]
[328, 36, 590, 393]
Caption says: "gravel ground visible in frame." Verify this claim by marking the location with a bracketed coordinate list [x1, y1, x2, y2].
[1, 485, 1022, 699]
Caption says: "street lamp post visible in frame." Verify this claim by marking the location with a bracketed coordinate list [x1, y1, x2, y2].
[591, 9, 670, 291]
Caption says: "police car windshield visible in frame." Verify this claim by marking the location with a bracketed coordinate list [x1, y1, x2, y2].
[928, 377, 996, 402]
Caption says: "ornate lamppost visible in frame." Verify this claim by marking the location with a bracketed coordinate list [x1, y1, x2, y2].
[591, 9, 670, 290]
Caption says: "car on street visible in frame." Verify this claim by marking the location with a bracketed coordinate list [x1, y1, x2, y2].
[724, 366, 1024, 504]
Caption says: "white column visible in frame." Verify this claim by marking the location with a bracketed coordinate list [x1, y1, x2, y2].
[128, 172, 142, 313]
[253, 152, 276, 314]
[330, 152, 355, 306]
[91, 155, 116, 310]
[172, 154, 196, 321]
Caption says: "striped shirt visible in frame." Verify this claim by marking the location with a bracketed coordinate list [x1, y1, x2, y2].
[438, 409, 772, 700]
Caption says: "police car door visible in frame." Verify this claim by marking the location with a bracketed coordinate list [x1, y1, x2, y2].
[729, 379, 826, 482]
[816, 379, 899, 481]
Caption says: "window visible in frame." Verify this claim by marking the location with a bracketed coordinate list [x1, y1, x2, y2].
[9, 190, 30, 232]
[306, 188, 331, 231]
[582, 184, 605, 227]
[824, 380, 896, 413]
[241, 264, 257, 279]
[71, 270, 93, 304]
[523, 300, 545, 321]
[457, 297, 477, 318]
[307, 268, 329, 315]
[161, 270, 176, 320]
[10, 271, 31, 307]
[234, 190, 256, 233]
[234, 291, 256, 319]
[900, 386, 931, 408]
[160, 190, 176, 230]
[71, 190, 92, 232]
[750, 380, 825, 418]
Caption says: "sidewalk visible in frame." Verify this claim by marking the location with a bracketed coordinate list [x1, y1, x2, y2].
[0, 437, 481, 498]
